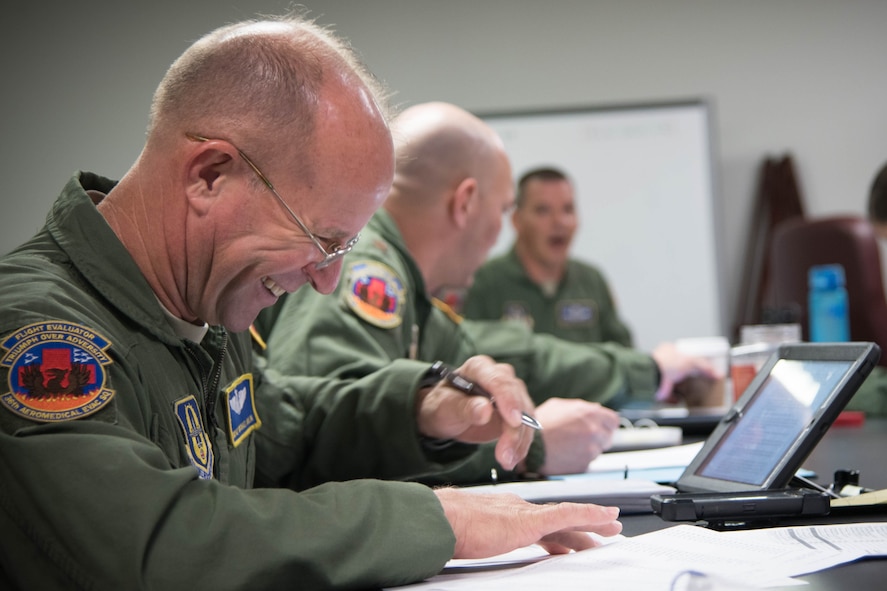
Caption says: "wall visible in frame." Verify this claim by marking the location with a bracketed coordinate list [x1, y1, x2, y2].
[2, 0, 885, 348]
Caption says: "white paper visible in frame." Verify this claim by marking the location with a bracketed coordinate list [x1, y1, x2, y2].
[388, 522, 887, 591]
[588, 441, 704, 473]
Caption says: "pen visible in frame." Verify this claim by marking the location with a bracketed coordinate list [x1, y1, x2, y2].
[429, 361, 543, 430]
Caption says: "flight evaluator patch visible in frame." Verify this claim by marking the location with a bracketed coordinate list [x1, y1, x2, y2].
[1, 321, 115, 422]
[344, 260, 406, 329]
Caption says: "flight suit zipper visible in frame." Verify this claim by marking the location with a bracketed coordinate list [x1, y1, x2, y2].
[183, 329, 228, 431]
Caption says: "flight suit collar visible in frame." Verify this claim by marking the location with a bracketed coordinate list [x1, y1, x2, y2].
[46, 172, 184, 347]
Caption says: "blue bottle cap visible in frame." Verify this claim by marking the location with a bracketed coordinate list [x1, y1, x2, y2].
[809, 264, 845, 290]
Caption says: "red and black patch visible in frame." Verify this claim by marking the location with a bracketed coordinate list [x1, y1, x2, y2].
[1, 321, 115, 422]
[344, 261, 406, 329]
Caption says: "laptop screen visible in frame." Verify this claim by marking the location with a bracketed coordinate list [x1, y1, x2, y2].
[674, 342, 879, 493]
[695, 358, 852, 486]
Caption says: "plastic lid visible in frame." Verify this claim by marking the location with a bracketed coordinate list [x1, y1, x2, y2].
[808, 264, 845, 289]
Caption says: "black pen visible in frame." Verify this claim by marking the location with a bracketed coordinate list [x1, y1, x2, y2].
[428, 361, 543, 430]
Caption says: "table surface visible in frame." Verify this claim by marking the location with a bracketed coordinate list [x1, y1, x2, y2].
[619, 418, 887, 590]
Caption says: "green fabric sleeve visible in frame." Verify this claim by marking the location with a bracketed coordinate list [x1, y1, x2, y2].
[460, 319, 659, 407]
[0, 422, 453, 590]
[253, 355, 478, 490]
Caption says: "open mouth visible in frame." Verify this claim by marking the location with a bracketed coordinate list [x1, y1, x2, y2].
[262, 277, 286, 298]
[548, 236, 569, 248]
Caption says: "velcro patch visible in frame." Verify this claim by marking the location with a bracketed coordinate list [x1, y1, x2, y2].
[1, 321, 115, 422]
[174, 395, 214, 480]
[344, 261, 406, 329]
[556, 300, 597, 327]
[225, 374, 261, 447]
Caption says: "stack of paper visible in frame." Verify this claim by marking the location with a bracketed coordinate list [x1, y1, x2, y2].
[391, 522, 887, 591]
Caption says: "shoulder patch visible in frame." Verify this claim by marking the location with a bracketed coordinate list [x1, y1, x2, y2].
[225, 374, 261, 447]
[0, 321, 115, 422]
[174, 395, 214, 480]
[344, 260, 406, 328]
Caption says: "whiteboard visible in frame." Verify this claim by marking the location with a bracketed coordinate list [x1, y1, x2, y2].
[481, 100, 725, 352]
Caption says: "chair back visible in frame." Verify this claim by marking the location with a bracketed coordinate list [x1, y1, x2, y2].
[767, 215, 887, 366]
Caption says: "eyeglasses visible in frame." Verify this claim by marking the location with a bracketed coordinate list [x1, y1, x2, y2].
[186, 133, 359, 269]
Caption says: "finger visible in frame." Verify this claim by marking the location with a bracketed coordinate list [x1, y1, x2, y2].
[537, 531, 598, 554]
[600, 406, 622, 431]
[465, 395, 495, 426]
[694, 355, 721, 379]
[418, 387, 495, 441]
[570, 518, 623, 537]
[589, 441, 608, 459]
[493, 420, 531, 470]
[448, 395, 497, 440]
[544, 503, 622, 533]
[463, 358, 528, 430]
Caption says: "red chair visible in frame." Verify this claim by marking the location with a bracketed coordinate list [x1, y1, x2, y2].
[767, 215, 887, 366]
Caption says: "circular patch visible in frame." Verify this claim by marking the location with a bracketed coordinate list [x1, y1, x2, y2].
[1, 321, 115, 422]
[344, 260, 406, 329]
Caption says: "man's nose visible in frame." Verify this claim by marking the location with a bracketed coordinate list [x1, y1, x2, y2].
[305, 259, 343, 294]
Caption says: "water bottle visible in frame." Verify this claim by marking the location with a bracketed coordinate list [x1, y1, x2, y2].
[808, 264, 849, 342]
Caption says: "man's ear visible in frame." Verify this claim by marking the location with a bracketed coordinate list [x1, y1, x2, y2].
[450, 177, 478, 230]
[184, 144, 237, 215]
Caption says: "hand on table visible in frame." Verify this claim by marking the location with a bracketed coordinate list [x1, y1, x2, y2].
[435, 486, 622, 558]
[534, 398, 620, 475]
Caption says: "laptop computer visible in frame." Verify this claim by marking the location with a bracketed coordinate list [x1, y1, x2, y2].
[651, 341, 880, 521]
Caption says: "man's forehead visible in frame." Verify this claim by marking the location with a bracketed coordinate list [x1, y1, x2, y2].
[526, 180, 572, 202]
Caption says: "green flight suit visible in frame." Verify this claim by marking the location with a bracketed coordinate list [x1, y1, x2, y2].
[463, 247, 634, 347]
[0, 173, 461, 590]
[258, 211, 660, 484]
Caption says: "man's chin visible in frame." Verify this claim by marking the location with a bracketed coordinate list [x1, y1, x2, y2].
[220, 308, 262, 333]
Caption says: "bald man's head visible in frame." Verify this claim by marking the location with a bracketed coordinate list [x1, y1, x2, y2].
[383, 102, 514, 291]
[148, 14, 391, 177]
[387, 102, 508, 210]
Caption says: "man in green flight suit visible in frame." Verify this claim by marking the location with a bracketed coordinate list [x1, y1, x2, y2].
[256, 102, 719, 483]
[463, 167, 634, 347]
[0, 16, 624, 590]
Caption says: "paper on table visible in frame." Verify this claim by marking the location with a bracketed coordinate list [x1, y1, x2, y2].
[830, 488, 887, 507]
[392, 534, 624, 591]
[587, 441, 703, 473]
[388, 522, 887, 591]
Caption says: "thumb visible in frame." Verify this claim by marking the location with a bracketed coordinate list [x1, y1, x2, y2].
[464, 396, 493, 425]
